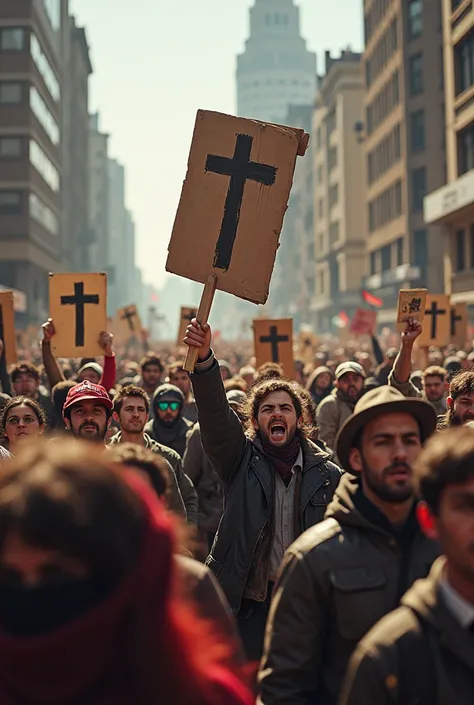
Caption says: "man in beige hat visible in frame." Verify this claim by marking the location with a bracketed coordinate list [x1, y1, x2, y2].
[258, 386, 440, 705]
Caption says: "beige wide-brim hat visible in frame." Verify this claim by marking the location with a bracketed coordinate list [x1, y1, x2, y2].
[335, 386, 438, 474]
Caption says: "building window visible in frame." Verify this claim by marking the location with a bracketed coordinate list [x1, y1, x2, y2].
[381, 244, 391, 271]
[29, 139, 60, 192]
[29, 86, 60, 145]
[30, 33, 60, 102]
[413, 229, 427, 268]
[455, 28, 474, 95]
[370, 251, 376, 275]
[43, 0, 61, 31]
[408, 0, 423, 38]
[0, 82, 22, 105]
[329, 221, 339, 245]
[457, 124, 474, 175]
[410, 110, 425, 152]
[409, 53, 424, 95]
[328, 146, 338, 171]
[396, 237, 404, 266]
[456, 228, 466, 272]
[0, 190, 22, 214]
[318, 198, 324, 217]
[0, 28, 25, 51]
[412, 167, 426, 212]
[328, 184, 339, 208]
[29, 192, 59, 235]
[0, 137, 22, 158]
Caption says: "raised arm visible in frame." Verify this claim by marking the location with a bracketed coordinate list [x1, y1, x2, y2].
[98, 331, 116, 391]
[184, 320, 247, 487]
[41, 319, 65, 388]
[388, 319, 423, 398]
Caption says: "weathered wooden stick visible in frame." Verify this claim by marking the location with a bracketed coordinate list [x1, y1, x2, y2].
[183, 274, 217, 372]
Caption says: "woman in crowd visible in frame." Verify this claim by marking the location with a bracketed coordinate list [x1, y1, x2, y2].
[0, 440, 251, 705]
[0, 397, 46, 455]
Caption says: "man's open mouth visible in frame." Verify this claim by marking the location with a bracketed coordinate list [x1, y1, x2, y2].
[270, 423, 286, 440]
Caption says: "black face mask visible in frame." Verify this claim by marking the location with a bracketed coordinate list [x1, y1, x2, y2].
[0, 578, 108, 637]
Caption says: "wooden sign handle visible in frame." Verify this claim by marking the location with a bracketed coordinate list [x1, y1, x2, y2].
[184, 274, 217, 372]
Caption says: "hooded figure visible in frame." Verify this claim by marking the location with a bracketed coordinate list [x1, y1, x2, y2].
[305, 366, 333, 406]
[145, 384, 194, 458]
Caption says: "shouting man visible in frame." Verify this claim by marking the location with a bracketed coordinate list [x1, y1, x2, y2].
[184, 320, 342, 661]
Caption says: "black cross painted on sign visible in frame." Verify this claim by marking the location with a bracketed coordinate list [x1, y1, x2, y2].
[206, 133, 278, 271]
[450, 307, 463, 337]
[60, 282, 100, 347]
[182, 310, 196, 323]
[425, 301, 447, 340]
[260, 326, 289, 363]
[121, 306, 136, 331]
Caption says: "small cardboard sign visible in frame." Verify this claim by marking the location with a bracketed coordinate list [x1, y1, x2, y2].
[177, 306, 197, 346]
[166, 110, 308, 305]
[396, 288, 427, 332]
[253, 318, 294, 376]
[0, 291, 17, 364]
[115, 304, 142, 344]
[417, 294, 451, 347]
[350, 308, 376, 336]
[298, 330, 319, 363]
[450, 302, 468, 347]
[49, 273, 107, 357]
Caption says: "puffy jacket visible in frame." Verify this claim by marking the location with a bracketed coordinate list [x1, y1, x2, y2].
[257, 474, 440, 705]
[191, 358, 342, 615]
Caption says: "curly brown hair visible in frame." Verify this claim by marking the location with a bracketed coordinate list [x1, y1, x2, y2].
[242, 378, 311, 438]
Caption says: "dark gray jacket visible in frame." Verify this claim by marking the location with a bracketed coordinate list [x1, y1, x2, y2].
[191, 358, 342, 615]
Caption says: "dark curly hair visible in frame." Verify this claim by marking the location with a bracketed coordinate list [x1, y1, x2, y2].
[0, 396, 47, 441]
[243, 378, 311, 438]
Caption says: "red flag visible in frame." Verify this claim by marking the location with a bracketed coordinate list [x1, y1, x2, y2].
[361, 290, 383, 308]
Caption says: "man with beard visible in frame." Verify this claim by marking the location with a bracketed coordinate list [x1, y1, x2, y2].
[144, 383, 193, 458]
[62, 380, 113, 441]
[305, 366, 333, 407]
[184, 320, 342, 661]
[258, 386, 440, 705]
[389, 320, 474, 426]
[108, 384, 196, 522]
[340, 426, 474, 705]
[168, 362, 198, 423]
[316, 361, 365, 456]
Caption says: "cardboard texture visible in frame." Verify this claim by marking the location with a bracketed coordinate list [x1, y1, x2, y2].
[417, 294, 451, 347]
[49, 273, 107, 358]
[450, 302, 468, 347]
[298, 330, 319, 363]
[177, 306, 197, 347]
[253, 318, 294, 376]
[115, 304, 142, 345]
[396, 289, 427, 332]
[350, 309, 377, 336]
[0, 291, 17, 364]
[166, 110, 306, 304]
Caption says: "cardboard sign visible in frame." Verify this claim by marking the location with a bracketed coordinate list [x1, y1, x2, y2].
[298, 330, 319, 363]
[115, 304, 142, 344]
[49, 273, 107, 357]
[166, 110, 308, 305]
[417, 294, 451, 347]
[0, 291, 17, 364]
[253, 318, 294, 376]
[350, 309, 376, 336]
[396, 288, 427, 332]
[450, 302, 468, 347]
[177, 306, 197, 346]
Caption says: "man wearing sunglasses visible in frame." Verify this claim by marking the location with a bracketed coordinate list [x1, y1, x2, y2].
[145, 383, 194, 458]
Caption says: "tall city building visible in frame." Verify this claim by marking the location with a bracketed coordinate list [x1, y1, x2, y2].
[312, 50, 367, 333]
[424, 0, 474, 309]
[362, 0, 446, 324]
[60, 9, 92, 272]
[236, 0, 317, 123]
[88, 112, 109, 273]
[0, 0, 62, 323]
[107, 157, 126, 316]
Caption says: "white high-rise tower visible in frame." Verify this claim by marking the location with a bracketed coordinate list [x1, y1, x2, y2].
[236, 0, 317, 123]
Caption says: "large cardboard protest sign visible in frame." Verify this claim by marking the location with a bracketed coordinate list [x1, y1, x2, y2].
[115, 304, 142, 345]
[450, 302, 468, 347]
[166, 110, 309, 370]
[177, 306, 197, 346]
[254, 318, 294, 377]
[0, 291, 17, 364]
[417, 294, 451, 347]
[49, 273, 107, 357]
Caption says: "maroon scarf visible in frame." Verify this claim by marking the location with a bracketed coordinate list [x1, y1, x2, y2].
[261, 435, 301, 484]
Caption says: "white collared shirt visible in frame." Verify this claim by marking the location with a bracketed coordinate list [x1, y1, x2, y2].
[439, 577, 474, 629]
[270, 448, 304, 581]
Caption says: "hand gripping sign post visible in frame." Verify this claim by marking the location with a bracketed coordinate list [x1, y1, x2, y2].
[49, 273, 107, 358]
[165, 110, 309, 371]
[253, 318, 294, 377]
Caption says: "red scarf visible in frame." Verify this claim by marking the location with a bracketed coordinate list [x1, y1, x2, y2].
[261, 434, 301, 484]
[0, 476, 250, 705]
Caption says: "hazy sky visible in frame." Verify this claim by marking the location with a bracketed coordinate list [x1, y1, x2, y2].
[70, 0, 363, 289]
